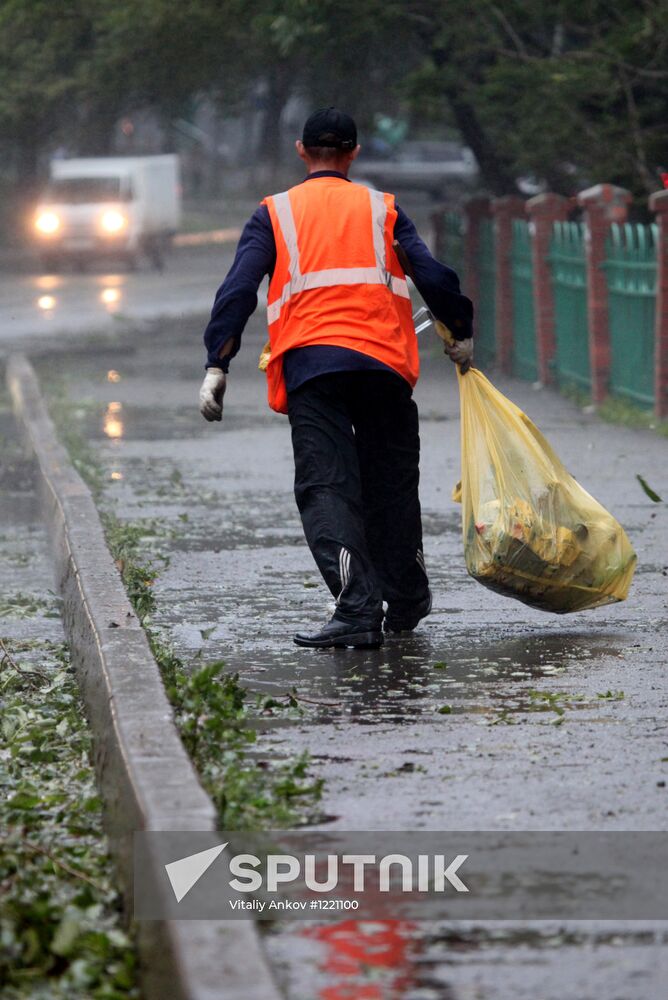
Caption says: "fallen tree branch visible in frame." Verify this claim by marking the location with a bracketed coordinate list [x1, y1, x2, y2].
[0, 638, 49, 688]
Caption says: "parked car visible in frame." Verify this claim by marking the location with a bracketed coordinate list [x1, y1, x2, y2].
[353, 141, 478, 198]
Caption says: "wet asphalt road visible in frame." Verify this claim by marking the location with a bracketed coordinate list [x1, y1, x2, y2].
[0, 401, 63, 651]
[30, 272, 668, 999]
[0, 244, 238, 354]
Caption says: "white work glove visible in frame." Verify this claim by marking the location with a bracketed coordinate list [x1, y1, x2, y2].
[199, 367, 226, 422]
[444, 337, 473, 368]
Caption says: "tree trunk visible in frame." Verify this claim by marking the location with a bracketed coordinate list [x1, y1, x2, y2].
[444, 91, 520, 196]
[426, 37, 521, 197]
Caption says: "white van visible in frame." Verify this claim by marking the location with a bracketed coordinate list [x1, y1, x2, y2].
[33, 155, 181, 271]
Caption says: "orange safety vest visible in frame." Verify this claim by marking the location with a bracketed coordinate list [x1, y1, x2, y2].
[261, 177, 417, 413]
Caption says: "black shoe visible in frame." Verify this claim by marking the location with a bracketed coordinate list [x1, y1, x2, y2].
[294, 616, 384, 649]
[384, 590, 432, 633]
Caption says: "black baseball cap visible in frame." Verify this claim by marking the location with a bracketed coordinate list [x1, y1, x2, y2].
[302, 107, 357, 150]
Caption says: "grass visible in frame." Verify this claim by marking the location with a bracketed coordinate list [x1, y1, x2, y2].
[597, 396, 668, 438]
[560, 382, 668, 438]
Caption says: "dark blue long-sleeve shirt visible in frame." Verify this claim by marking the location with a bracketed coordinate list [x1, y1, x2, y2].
[203, 171, 473, 392]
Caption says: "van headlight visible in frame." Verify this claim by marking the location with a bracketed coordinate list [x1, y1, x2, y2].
[100, 209, 127, 234]
[35, 211, 60, 235]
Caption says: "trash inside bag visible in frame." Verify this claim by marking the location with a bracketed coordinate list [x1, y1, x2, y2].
[451, 366, 637, 613]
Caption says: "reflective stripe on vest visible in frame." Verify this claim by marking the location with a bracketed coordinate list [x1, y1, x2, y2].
[266, 187, 410, 325]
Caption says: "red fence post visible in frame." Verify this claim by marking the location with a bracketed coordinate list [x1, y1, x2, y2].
[462, 197, 491, 307]
[649, 189, 668, 419]
[491, 196, 525, 373]
[577, 184, 632, 404]
[526, 193, 570, 385]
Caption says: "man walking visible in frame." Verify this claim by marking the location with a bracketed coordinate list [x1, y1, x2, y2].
[199, 108, 473, 649]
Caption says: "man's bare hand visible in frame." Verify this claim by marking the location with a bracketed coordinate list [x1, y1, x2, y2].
[199, 368, 226, 422]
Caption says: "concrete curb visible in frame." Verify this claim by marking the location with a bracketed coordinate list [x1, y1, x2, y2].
[173, 227, 241, 247]
[6, 354, 282, 1000]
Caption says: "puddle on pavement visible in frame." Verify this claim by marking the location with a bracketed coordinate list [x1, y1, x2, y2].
[151, 585, 630, 727]
[257, 631, 624, 722]
[85, 405, 276, 441]
[0, 449, 62, 643]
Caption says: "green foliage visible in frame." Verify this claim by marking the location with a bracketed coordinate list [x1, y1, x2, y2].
[488, 686, 625, 726]
[0, 592, 58, 618]
[526, 688, 575, 717]
[88, 0, 228, 119]
[636, 474, 663, 503]
[0, 1, 95, 176]
[163, 657, 323, 829]
[560, 383, 668, 438]
[405, 0, 668, 197]
[3, 0, 667, 197]
[597, 395, 662, 431]
[0, 638, 138, 998]
[101, 515, 161, 620]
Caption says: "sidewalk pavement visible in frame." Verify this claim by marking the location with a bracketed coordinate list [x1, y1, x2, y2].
[36, 310, 668, 999]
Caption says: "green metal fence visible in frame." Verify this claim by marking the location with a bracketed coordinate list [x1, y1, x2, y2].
[510, 219, 537, 380]
[550, 221, 591, 390]
[605, 223, 657, 407]
[434, 207, 660, 409]
[475, 217, 496, 367]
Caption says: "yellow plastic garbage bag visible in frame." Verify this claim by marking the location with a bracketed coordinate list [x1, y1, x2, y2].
[450, 365, 637, 614]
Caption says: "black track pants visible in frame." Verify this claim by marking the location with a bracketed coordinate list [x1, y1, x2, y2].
[287, 371, 430, 626]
